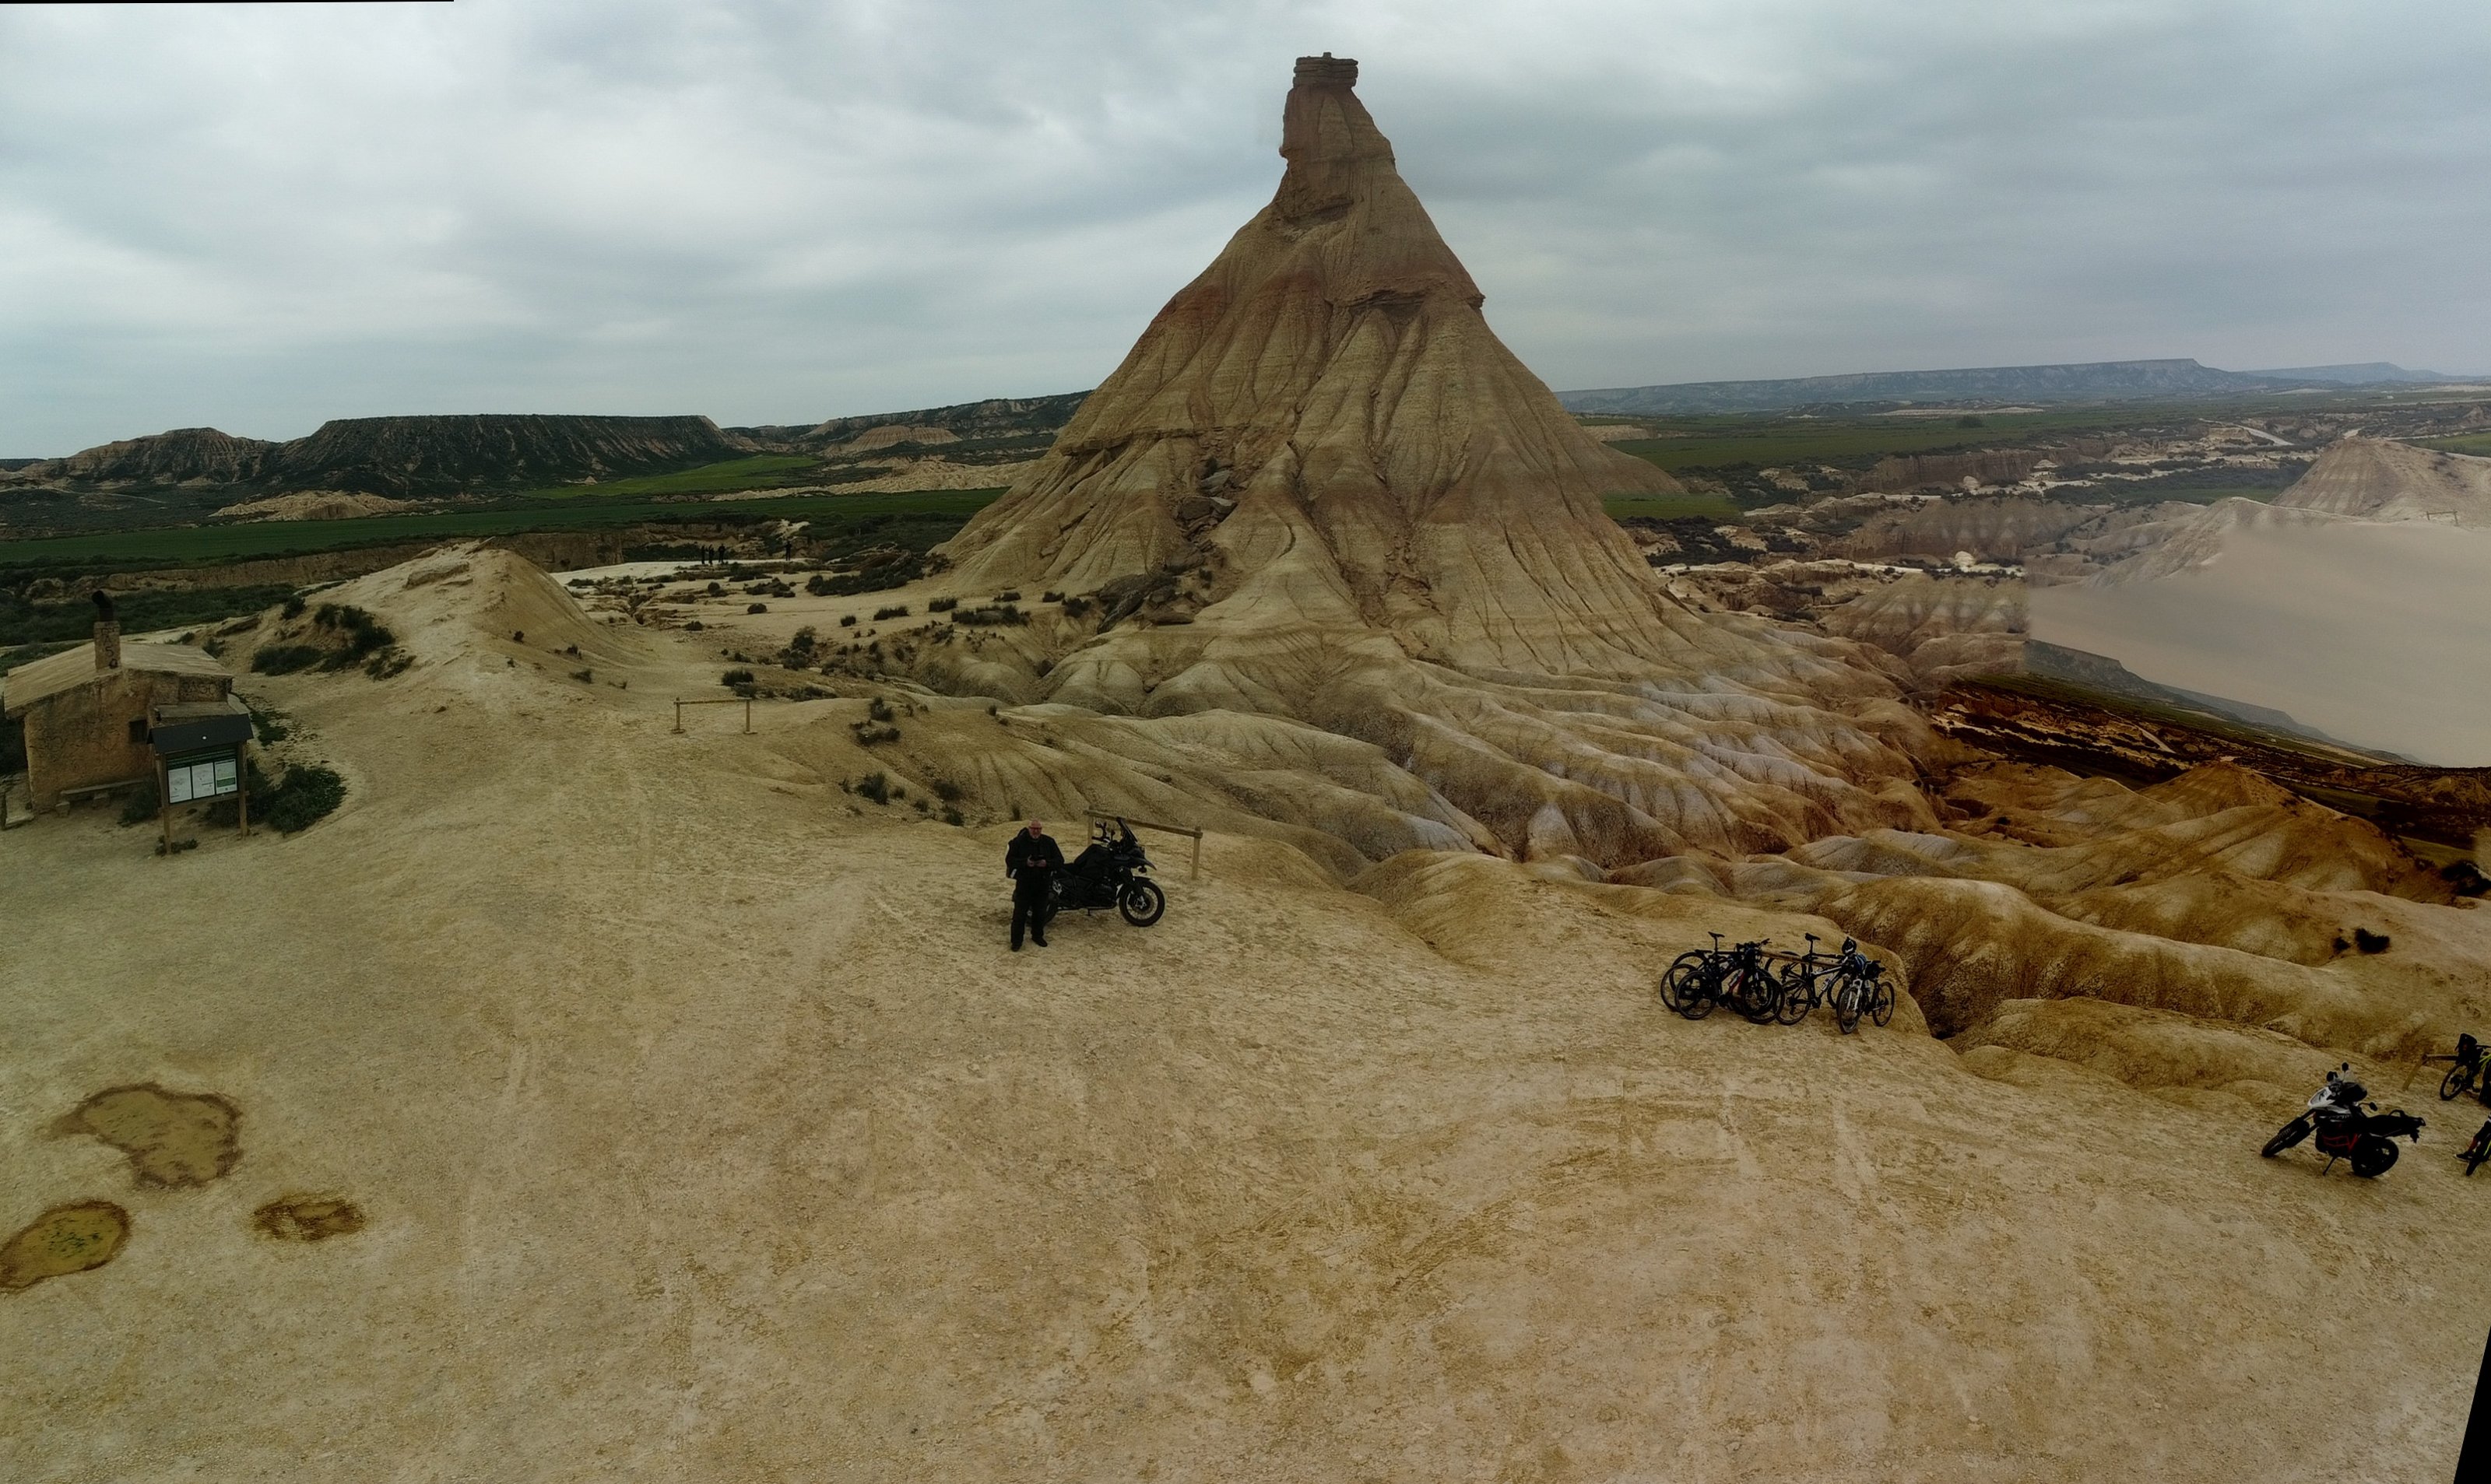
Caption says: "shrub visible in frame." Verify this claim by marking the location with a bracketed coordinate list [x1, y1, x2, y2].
[867, 696, 895, 722]
[721, 668, 756, 686]
[118, 780, 160, 826]
[313, 603, 395, 657]
[806, 574, 834, 596]
[708, 582, 725, 596]
[1061, 595, 1093, 619]
[262, 763, 346, 833]
[941, 806, 964, 826]
[873, 605, 909, 620]
[954, 604, 1028, 627]
[927, 596, 959, 612]
[683, 620, 704, 631]
[2353, 928, 2391, 954]
[249, 705, 293, 745]
[930, 777, 963, 802]
[251, 645, 325, 675]
[570, 668, 595, 683]
[839, 614, 857, 627]
[281, 595, 307, 619]
[851, 722, 901, 745]
[747, 602, 769, 614]
[993, 589, 1021, 602]
[855, 772, 891, 805]
[364, 649, 413, 679]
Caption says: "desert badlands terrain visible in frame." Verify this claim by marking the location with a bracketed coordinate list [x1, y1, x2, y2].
[6, 54, 2490, 1483]
[4, 543, 2488, 1483]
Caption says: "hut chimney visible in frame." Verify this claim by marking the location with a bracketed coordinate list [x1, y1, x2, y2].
[91, 591, 120, 672]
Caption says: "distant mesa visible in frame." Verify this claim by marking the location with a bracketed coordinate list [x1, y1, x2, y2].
[6, 413, 745, 499]
[1560, 359, 2462, 417]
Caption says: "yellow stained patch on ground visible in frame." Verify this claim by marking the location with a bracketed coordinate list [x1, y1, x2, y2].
[56, 1084, 241, 1188]
[1, 1202, 129, 1293]
[251, 1195, 366, 1243]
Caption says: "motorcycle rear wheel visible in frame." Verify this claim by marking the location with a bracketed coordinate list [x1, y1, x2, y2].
[1117, 879, 1166, 927]
[2349, 1137, 2399, 1178]
[2261, 1115, 2312, 1157]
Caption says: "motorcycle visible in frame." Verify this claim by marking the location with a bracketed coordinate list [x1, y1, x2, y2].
[1047, 819, 1167, 928]
[2261, 1065, 2425, 1177]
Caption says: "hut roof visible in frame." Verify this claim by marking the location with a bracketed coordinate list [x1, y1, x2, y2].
[2, 641, 232, 717]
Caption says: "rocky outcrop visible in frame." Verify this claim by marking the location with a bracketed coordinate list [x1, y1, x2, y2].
[873, 58, 1933, 864]
[2273, 435, 2491, 525]
[938, 53, 1689, 675]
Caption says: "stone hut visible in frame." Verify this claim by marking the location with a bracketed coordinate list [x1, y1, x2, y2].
[2, 594, 237, 812]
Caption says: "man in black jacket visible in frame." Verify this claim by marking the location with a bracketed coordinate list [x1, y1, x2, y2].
[1004, 819, 1064, 950]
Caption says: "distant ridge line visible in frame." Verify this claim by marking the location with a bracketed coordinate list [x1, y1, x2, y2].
[1559, 358, 2457, 416]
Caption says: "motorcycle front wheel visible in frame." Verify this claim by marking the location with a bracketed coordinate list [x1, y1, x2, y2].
[1117, 879, 1166, 927]
[2261, 1115, 2313, 1157]
[2349, 1137, 2399, 1178]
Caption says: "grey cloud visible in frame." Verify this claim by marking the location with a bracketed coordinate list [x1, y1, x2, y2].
[3, 0, 2488, 453]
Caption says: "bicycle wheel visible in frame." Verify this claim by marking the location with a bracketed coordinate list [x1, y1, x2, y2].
[1869, 978, 1895, 1028]
[1659, 952, 1706, 1011]
[2444, 1065, 2475, 1101]
[1740, 969, 1784, 1024]
[2464, 1128, 2490, 1176]
[1832, 974, 1864, 1035]
[1679, 965, 1720, 1020]
[1773, 965, 1815, 1025]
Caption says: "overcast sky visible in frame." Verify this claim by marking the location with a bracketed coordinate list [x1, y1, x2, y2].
[5, 0, 2488, 454]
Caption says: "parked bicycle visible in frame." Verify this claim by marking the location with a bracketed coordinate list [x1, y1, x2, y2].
[1771, 934, 1893, 1033]
[2422, 1033, 2489, 1106]
[1659, 934, 1784, 1024]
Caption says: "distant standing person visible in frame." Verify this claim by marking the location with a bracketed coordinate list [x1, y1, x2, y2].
[1005, 819, 1063, 951]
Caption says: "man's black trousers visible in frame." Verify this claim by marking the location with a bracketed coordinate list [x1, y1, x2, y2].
[1011, 879, 1051, 947]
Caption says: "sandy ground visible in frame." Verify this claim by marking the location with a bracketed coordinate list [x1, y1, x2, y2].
[5, 598, 2488, 1482]
[2032, 518, 2491, 766]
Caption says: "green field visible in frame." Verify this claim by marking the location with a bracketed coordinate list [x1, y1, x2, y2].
[1609, 406, 2197, 473]
[2419, 433, 2491, 457]
[519, 454, 820, 500]
[1600, 491, 1745, 521]
[0, 489, 1009, 573]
